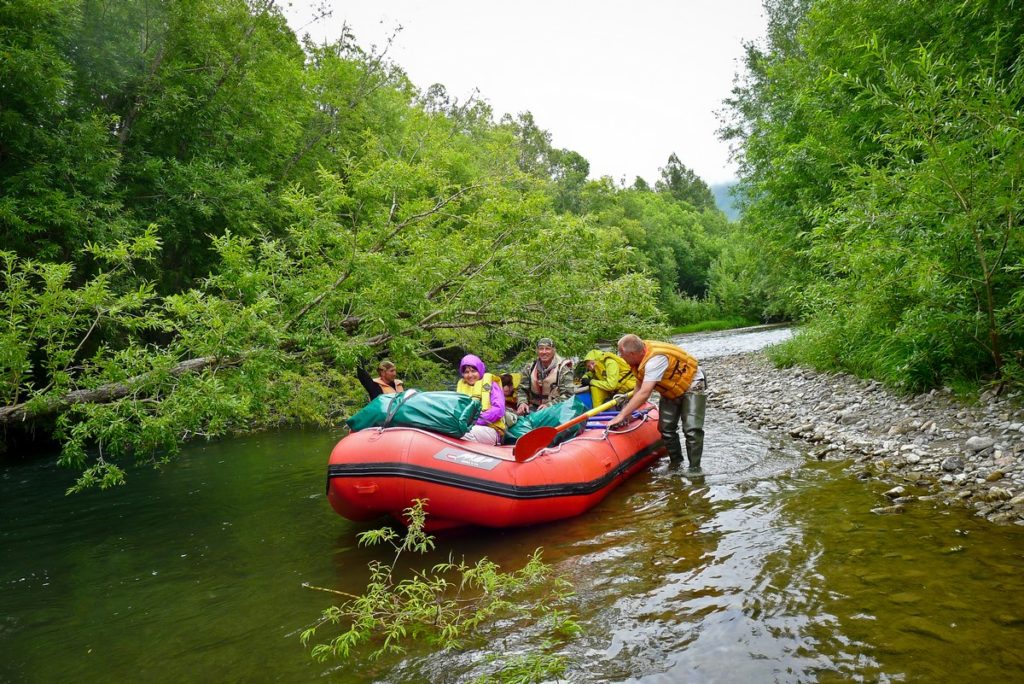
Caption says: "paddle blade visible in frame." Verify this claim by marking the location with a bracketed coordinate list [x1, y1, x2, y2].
[512, 426, 558, 462]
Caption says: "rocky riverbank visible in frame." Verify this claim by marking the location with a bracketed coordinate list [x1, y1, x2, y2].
[702, 352, 1024, 525]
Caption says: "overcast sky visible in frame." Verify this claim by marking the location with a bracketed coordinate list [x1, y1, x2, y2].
[282, 1, 766, 186]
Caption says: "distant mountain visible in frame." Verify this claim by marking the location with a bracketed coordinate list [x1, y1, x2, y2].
[710, 181, 742, 222]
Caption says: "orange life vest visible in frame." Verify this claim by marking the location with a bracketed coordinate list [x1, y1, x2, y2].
[373, 377, 404, 394]
[634, 340, 698, 400]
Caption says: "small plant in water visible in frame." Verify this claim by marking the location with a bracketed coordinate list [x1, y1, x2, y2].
[301, 499, 580, 682]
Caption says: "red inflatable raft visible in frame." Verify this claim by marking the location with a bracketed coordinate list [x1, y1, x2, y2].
[326, 404, 666, 530]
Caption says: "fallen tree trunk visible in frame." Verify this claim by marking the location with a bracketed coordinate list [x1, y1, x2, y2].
[0, 357, 218, 426]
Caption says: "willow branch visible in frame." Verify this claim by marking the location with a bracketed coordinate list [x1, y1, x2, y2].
[287, 185, 485, 332]
[363, 315, 538, 347]
[370, 184, 485, 253]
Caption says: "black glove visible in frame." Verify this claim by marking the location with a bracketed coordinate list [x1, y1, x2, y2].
[608, 420, 627, 431]
[580, 376, 590, 387]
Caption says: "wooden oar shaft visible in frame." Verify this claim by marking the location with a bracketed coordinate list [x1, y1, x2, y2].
[550, 396, 622, 432]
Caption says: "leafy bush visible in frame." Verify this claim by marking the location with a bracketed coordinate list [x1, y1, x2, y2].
[301, 501, 580, 681]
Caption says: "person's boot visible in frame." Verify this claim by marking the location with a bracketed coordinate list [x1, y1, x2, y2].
[658, 396, 685, 463]
[682, 390, 706, 470]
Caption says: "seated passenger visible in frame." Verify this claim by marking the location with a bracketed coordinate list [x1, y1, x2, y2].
[516, 337, 574, 415]
[582, 350, 637, 406]
[456, 355, 506, 445]
[500, 373, 521, 427]
[356, 359, 404, 400]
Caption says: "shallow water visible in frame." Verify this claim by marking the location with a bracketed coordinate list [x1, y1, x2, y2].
[671, 323, 794, 359]
[3, 326, 1023, 682]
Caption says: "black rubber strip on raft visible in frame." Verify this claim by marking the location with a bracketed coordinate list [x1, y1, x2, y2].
[326, 440, 665, 500]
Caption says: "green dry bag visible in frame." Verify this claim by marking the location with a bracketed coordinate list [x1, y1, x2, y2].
[346, 390, 481, 437]
[504, 398, 587, 445]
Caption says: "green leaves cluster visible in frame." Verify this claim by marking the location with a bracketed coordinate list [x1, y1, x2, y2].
[720, 0, 1024, 390]
[301, 501, 578, 682]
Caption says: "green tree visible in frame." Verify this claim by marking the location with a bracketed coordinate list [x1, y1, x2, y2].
[720, 0, 1024, 390]
[654, 153, 716, 211]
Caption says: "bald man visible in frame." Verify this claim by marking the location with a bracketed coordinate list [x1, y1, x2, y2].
[609, 334, 706, 470]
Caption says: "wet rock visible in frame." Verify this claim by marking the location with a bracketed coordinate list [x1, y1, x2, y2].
[814, 445, 836, 459]
[897, 616, 952, 642]
[871, 504, 905, 515]
[966, 436, 995, 452]
[884, 485, 906, 499]
[988, 511, 1020, 524]
[985, 487, 1012, 502]
[941, 456, 965, 472]
[839, 410, 860, 425]
[993, 613, 1024, 627]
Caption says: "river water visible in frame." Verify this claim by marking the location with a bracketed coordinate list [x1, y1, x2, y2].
[2, 326, 1023, 682]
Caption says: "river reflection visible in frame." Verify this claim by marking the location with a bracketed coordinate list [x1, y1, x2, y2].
[3, 329, 1024, 682]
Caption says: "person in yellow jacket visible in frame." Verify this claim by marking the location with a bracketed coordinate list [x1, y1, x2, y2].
[582, 350, 636, 407]
[455, 354, 506, 445]
[499, 373, 521, 427]
[608, 334, 706, 470]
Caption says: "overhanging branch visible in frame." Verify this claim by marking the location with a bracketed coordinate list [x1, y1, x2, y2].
[0, 357, 218, 426]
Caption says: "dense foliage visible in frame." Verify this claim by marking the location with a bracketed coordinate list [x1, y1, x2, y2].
[0, 0, 727, 485]
[721, 0, 1024, 391]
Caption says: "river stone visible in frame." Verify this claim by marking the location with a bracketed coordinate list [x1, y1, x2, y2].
[986, 487, 1012, 501]
[884, 485, 906, 499]
[994, 613, 1024, 627]
[839, 410, 859, 425]
[996, 454, 1016, 467]
[966, 436, 995, 452]
[889, 591, 921, 605]
[871, 504, 905, 515]
[942, 456, 965, 472]
[986, 470, 1005, 482]
[898, 616, 952, 642]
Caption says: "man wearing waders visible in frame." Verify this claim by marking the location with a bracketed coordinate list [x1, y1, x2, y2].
[608, 334, 707, 471]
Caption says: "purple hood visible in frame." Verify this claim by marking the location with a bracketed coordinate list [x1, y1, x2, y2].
[459, 354, 486, 376]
